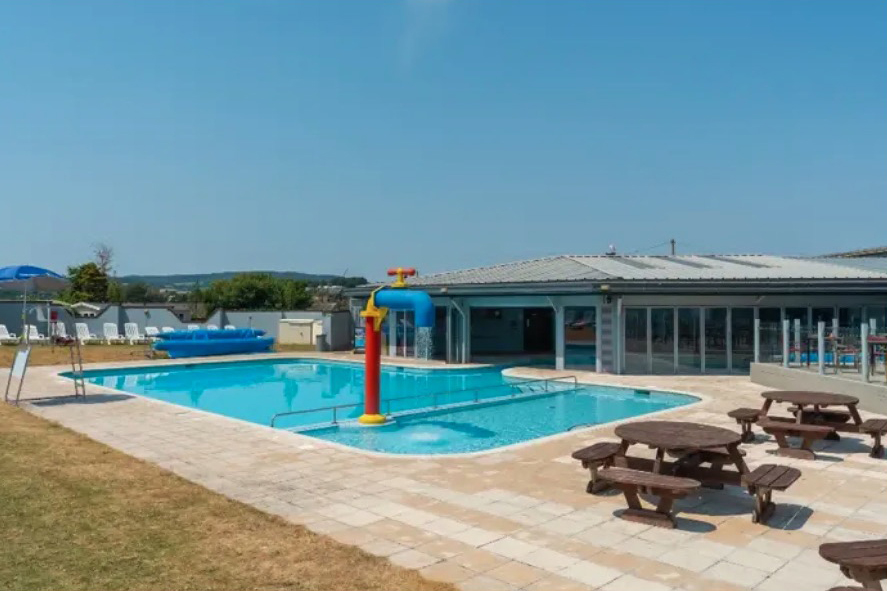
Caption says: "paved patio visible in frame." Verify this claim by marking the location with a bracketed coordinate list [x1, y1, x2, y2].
[11, 353, 887, 591]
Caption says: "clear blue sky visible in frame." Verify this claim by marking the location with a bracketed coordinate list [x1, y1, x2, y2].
[2, 0, 885, 280]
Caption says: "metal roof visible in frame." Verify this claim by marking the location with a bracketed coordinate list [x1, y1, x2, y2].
[401, 254, 887, 287]
[821, 246, 887, 258]
[816, 257, 887, 275]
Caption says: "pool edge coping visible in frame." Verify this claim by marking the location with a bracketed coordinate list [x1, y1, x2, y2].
[45, 356, 710, 461]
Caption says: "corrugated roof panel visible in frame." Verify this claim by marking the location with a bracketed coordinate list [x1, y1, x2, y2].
[700, 255, 770, 268]
[649, 256, 712, 269]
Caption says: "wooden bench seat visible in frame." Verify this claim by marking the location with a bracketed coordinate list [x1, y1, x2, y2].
[860, 419, 887, 458]
[758, 419, 834, 460]
[741, 464, 801, 524]
[789, 405, 853, 424]
[572, 441, 622, 494]
[597, 467, 700, 529]
[728, 407, 761, 443]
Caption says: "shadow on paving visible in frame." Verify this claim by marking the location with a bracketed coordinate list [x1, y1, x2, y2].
[27, 393, 134, 406]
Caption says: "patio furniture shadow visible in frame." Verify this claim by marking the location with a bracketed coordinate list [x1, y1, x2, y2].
[821, 437, 881, 456]
[764, 448, 844, 463]
[28, 393, 134, 406]
[607, 507, 716, 533]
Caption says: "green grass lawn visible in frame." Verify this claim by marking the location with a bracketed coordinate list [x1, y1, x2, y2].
[0, 402, 452, 591]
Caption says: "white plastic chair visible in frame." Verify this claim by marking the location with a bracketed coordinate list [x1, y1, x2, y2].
[224, 324, 236, 330]
[124, 322, 148, 345]
[26, 325, 47, 343]
[75, 323, 99, 344]
[53, 322, 69, 339]
[206, 324, 219, 330]
[0, 324, 18, 344]
[161, 326, 175, 333]
[145, 326, 160, 341]
[187, 324, 199, 331]
[103, 323, 126, 344]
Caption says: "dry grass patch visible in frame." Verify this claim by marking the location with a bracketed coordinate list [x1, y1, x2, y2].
[0, 403, 453, 591]
[0, 344, 162, 367]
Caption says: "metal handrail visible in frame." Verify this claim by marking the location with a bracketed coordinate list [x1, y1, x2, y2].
[269, 374, 579, 429]
[380, 375, 578, 416]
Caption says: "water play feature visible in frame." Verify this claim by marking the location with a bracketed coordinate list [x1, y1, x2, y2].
[359, 267, 435, 425]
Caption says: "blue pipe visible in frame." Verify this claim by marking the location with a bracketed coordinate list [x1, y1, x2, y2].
[374, 288, 435, 328]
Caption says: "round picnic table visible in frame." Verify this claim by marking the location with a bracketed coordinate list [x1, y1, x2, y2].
[614, 421, 749, 480]
[761, 390, 859, 407]
[819, 539, 887, 590]
[760, 390, 863, 433]
[615, 421, 742, 451]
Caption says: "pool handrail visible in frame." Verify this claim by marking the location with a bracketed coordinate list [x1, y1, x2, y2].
[269, 375, 579, 429]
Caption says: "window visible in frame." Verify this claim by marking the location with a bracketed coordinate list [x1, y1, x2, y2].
[565, 307, 596, 370]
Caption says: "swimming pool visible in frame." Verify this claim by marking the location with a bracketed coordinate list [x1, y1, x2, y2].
[79, 358, 697, 454]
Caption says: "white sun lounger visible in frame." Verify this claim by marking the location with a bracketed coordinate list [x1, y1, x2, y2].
[53, 322, 67, 339]
[161, 326, 175, 333]
[103, 323, 126, 344]
[26, 325, 47, 343]
[206, 324, 219, 330]
[75, 323, 99, 344]
[224, 324, 236, 330]
[124, 322, 148, 345]
[145, 326, 160, 341]
[0, 324, 18, 344]
[187, 324, 199, 331]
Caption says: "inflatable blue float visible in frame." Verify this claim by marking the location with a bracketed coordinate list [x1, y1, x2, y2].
[152, 328, 274, 359]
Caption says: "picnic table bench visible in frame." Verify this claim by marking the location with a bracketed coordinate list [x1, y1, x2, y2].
[728, 407, 762, 443]
[820, 539, 887, 590]
[860, 419, 887, 458]
[597, 467, 700, 529]
[757, 418, 834, 460]
[742, 464, 801, 524]
[571, 441, 621, 494]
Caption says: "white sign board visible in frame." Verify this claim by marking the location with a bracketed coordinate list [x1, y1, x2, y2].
[5, 346, 31, 404]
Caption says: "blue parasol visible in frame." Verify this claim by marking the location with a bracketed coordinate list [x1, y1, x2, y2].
[0, 265, 69, 342]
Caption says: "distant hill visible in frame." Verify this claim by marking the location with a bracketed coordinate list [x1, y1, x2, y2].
[118, 271, 367, 289]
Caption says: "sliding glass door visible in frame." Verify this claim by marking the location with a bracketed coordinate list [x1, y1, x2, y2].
[731, 308, 755, 372]
[650, 308, 675, 374]
[624, 308, 648, 373]
[704, 308, 728, 372]
[677, 308, 701, 372]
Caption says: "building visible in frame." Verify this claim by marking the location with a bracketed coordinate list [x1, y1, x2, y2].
[347, 254, 887, 375]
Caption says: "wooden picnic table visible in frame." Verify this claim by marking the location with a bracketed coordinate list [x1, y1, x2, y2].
[820, 539, 887, 590]
[761, 391, 863, 437]
[614, 421, 749, 487]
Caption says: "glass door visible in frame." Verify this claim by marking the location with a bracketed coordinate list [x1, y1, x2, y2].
[758, 308, 782, 363]
[704, 308, 728, 372]
[731, 308, 755, 372]
[624, 308, 648, 374]
[677, 308, 701, 372]
[651, 308, 675, 374]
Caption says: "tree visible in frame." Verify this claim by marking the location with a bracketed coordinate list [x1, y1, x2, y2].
[121, 281, 163, 303]
[64, 262, 109, 302]
[200, 273, 312, 313]
[93, 243, 114, 275]
[107, 280, 124, 304]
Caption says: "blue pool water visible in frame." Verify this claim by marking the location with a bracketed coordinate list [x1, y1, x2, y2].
[80, 358, 697, 454]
